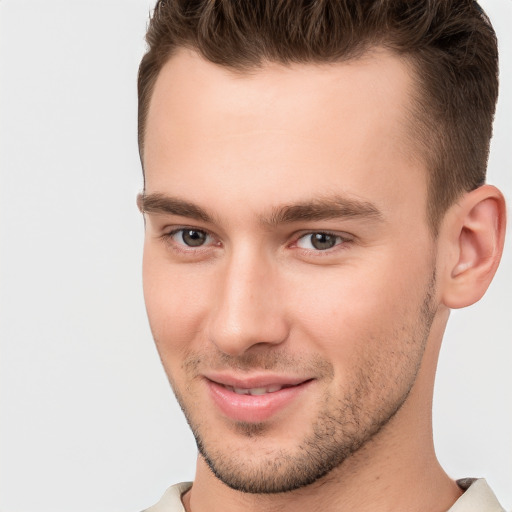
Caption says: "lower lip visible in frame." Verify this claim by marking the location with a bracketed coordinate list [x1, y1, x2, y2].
[206, 380, 312, 423]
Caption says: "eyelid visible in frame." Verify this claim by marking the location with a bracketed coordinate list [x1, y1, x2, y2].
[161, 225, 220, 251]
[291, 230, 353, 252]
[158, 225, 353, 255]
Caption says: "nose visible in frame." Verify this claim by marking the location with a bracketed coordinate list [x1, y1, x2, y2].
[208, 246, 289, 356]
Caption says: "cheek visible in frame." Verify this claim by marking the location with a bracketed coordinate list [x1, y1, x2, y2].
[287, 256, 432, 359]
[288, 270, 431, 416]
[142, 248, 211, 360]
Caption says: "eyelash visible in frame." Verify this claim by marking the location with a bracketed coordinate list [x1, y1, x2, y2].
[160, 227, 218, 255]
[293, 231, 351, 253]
[160, 227, 352, 256]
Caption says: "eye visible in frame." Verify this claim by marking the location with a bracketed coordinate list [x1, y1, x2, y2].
[171, 228, 211, 247]
[296, 232, 344, 251]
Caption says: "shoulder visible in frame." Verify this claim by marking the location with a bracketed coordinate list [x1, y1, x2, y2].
[142, 482, 192, 512]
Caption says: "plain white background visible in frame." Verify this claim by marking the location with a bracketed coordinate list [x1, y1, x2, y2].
[0, 1, 510, 511]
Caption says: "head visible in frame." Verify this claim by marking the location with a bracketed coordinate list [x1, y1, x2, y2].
[137, 0, 505, 496]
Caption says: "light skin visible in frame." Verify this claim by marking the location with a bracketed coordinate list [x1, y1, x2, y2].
[140, 48, 505, 512]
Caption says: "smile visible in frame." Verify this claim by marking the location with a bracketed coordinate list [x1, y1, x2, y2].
[223, 384, 288, 395]
[205, 377, 313, 423]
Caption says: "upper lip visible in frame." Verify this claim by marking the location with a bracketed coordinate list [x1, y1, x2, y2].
[204, 373, 312, 389]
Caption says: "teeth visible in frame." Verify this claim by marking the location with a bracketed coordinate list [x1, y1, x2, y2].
[226, 385, 284, 395]
[248, 387, 267, 396]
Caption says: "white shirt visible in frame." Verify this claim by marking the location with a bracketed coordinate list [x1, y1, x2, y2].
[143, 478, 505, 512]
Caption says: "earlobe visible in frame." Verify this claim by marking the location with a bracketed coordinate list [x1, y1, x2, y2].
[440, 185, 506, 309]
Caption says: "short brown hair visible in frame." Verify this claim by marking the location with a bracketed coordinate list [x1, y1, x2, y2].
[138, 0, 499, 231]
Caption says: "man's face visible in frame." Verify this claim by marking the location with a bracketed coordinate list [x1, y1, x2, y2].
[142, 49, 439, 493]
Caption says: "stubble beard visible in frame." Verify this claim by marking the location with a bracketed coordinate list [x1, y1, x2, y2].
[166, 273, 438, 494]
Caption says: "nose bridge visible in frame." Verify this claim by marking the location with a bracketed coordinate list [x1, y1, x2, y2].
[209, 241, 288, 356]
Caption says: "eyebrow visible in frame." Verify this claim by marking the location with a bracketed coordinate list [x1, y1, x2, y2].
[138, 193, 212, 222]
[265, 197, 383, 225]
[138, 192, 384, 225]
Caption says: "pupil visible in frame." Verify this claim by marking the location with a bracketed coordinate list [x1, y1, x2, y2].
[311, 233, 336, 250]
[182, 230, 206, 247]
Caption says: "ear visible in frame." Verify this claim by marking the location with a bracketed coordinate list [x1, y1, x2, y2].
[439, 185, 506, 309]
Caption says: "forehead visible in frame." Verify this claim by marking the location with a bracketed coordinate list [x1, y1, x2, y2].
[143, 48, 427, 225]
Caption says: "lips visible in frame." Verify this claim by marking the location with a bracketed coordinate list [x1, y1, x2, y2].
[205, 374, 313, 423]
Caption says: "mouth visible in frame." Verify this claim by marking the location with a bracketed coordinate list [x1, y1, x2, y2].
[204, 375, 313, 423]
[222, 383, 295, 395]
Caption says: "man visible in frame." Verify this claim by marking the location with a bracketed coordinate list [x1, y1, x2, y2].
[136, 1, 507, 511]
